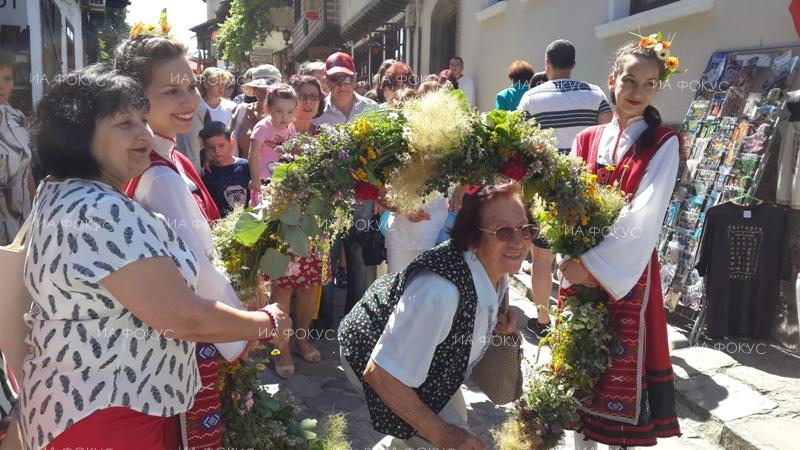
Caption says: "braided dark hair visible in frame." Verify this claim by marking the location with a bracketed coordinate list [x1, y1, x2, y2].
[609, 41, 667, 153]
[114, 36, 186, 87]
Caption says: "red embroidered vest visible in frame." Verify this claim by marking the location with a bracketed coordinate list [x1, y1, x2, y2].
[124, 147, 221, 222]
[574, 124, 679, 195]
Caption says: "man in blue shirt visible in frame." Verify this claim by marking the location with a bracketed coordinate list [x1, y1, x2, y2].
[199, 121, 250, 217]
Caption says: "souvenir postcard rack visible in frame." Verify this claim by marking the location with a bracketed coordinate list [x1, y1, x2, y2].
[657, 46, 800, 344]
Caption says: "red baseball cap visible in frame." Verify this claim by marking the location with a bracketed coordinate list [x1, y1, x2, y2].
[325, 52, 356, 77]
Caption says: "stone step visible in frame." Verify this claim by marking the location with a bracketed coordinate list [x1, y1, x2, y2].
[509, 270, 794, 450]
[720, 418, 800, 450]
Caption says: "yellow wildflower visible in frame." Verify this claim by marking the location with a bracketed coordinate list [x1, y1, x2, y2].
[130, 23, 144, 39]
[367, 147, 378, 160]
[623, 163, 631, 170]
[226, 361, 241, 374]
[356, 168, 370, 182]
[582, 236, 591, 244]
[359, 155, 368, 166]
[606, 165, 616, 172]
[581, 216, 589, 226]
[270, 348, 281, 357]
[487, 131, 498, 147]
[665, 56, 680, 72]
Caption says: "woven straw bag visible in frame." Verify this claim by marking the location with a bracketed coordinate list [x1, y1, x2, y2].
[470, 293, 523, 404]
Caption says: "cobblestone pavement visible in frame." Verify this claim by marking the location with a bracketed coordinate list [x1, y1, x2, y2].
[259, 282, 722, 449]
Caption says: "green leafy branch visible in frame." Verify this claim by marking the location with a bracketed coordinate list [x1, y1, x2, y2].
[215, 0, 283, 63]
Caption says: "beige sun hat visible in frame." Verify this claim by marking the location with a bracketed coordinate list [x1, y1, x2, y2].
[241, 64, 282, 95]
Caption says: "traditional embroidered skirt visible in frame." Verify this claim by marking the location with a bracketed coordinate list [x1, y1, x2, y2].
[559, 252, 681, 447]
[181, 343, 223, 449]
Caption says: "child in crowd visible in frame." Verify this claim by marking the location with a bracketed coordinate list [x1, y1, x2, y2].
[248, 84, 297, 205]
[200, 121, 250, 217]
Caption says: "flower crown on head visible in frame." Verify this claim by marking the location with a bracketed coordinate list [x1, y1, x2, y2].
[129, 9, 172, 40]
[629, 31, 684, 82]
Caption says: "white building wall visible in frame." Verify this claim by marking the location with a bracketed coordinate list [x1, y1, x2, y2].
[207, 0, 224, 20]
[340, 0, 373, 26]
[55, 0, 83, 73]
[422, 0, 798, 122]
[28, 1, 43, 105]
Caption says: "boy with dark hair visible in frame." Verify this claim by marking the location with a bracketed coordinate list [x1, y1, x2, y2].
[199, 121, 250, 217]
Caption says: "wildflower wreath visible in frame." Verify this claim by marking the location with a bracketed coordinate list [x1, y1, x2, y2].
[213, 88, 628, 449]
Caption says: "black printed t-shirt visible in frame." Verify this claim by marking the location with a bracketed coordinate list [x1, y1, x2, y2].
[695, 201, 791, 339]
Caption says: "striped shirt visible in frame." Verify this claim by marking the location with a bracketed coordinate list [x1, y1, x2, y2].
[517, 79, 612, 153]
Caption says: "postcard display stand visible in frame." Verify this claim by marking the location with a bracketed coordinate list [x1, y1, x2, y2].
[657, 46, 800, 344]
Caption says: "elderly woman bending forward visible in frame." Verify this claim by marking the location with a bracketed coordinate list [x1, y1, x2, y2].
[338, 183, 535, 450]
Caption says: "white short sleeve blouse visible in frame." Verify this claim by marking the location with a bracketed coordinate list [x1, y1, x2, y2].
[20, 179, 201, 449]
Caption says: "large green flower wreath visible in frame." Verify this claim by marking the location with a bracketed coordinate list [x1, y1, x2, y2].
[213, 89, 626, 449]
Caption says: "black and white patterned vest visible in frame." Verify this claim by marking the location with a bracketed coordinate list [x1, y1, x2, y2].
[338, 241, 478, 439]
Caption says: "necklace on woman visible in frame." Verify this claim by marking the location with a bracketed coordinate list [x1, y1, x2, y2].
[96, 175, 124, 194]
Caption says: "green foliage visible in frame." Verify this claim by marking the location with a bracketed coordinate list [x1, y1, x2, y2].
[95, 7, 130, 62]
[216, 0, 280, 63]
[220, 360, 349, 449]
[496, 285, 615, 450]
[235, 211, 268, 246]
[307, 413, 351, 450]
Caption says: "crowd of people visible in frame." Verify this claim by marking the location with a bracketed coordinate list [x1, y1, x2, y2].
[0, 27, 681, 450]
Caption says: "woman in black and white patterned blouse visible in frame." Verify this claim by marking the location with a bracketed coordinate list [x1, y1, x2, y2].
[19, 65, 290, 450]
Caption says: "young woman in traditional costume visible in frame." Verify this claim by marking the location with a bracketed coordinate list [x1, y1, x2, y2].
[558, 35, 683, 449]
[115, 27, 250, 449]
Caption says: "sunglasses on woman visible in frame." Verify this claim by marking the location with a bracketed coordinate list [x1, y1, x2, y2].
[298, 94, 322, 102]
[479, 224, 538, 242]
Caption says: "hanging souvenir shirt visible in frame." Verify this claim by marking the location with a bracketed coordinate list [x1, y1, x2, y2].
[695, 201, 791, 339]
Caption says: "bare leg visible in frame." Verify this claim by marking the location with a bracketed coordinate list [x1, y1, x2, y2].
[531, 245, 555, 325]
[294, 286, 321, 363]
[270, 284, 295, 378]
[573, 431, 598, 450]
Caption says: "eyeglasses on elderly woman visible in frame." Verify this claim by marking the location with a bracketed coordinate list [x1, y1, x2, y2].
[479, 224, 538, 242]
[297, 93, 322, 102]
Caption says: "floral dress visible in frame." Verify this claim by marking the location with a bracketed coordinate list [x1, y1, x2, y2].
[272, 252, 331, 289]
